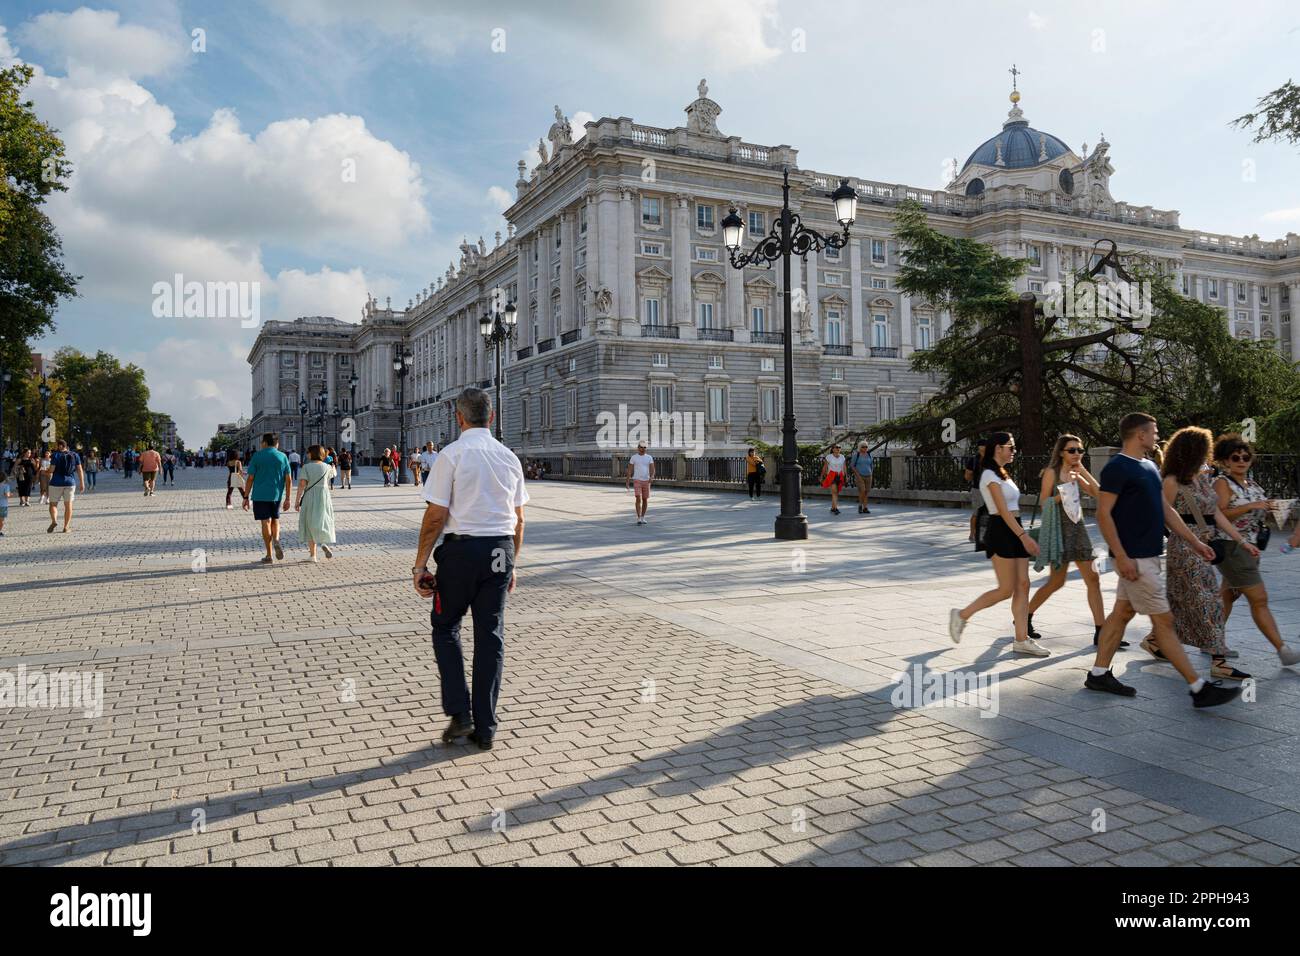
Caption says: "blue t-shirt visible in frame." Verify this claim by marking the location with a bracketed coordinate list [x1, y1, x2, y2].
[49, 451, 81, 487]
[246, 447, 291, 501]
[1100, 453, 1164, 559]
[850, 451, 873, 477]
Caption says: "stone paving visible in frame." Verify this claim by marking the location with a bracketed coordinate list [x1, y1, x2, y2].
[1, 466, 1298, 866]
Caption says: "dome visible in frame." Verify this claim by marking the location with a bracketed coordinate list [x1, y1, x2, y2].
[961, 101, 1071, 172]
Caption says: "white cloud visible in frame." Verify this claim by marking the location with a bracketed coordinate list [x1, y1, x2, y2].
[270, 266, 370, 322]
[486, 185, 513, 212]
[1261, 207, 1300, 233]
[1027, 11, 1049, 31]
[19, 8, 187, 79]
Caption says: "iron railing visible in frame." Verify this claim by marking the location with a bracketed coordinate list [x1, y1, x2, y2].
[906, 455, 967, 491]
[1250, 455, 1300, 499]
[641, 325, 679, 339]
[560, 329, 580, 345]
[679, 457, 747, 483]
[569, 456, 611, 478]
[751, 331, 784, 344]
[870, 346, 900, 358]
[697, 328, 734, 342]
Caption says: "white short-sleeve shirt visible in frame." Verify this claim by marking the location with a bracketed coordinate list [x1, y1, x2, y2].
[979, 469, 1021, 513]
[419, 450, 438, 472]
[422, 428, 528, 536]
[629, 453, 653, 481]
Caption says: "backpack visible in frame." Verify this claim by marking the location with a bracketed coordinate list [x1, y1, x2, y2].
[54, 452, 79, 482]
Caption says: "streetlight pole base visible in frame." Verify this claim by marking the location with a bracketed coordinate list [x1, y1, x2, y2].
[774, 513, 809, 541]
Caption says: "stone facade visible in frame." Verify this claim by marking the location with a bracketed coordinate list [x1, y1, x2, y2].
[248, 85, 1300, 458]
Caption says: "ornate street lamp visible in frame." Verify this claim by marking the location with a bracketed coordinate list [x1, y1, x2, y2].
[38, 375, 51, 451]
[721, 168, 857, 540]
[317, 386, 328, 446]
[480, 300, 517, 442]
[393, 346, 412, 484]
[347, 369, 359, 458]
[65, 396, 74, 450]
[298, 393, 308, 455]
[0, 369, 10, 456]
[332, 404, 341, 450]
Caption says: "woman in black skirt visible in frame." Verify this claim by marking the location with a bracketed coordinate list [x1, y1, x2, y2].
[948, 432, 1048, 656]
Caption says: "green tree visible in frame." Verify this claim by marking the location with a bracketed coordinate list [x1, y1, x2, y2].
[1232, 80, 1300, 147]
[0, 64, 78, 368]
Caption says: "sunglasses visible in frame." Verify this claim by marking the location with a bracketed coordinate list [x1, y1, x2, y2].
[1229, 453, 1252, 463]
[1065, 447, 1084, 455]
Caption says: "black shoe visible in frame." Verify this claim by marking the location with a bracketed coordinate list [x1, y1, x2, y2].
[1191, 681, 1241, 709]
[1084, 670, 1137, 697]
[1093, 625, 1130, 650]
[863, 508, 871, 514]
[467, 732, 494, 751]
[1026, 613, 1042, 640]
[441, 714, 474, 743]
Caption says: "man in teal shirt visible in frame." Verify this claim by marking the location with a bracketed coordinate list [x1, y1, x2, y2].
[242, 432, 292, 564]
[850, 441, 874, 515]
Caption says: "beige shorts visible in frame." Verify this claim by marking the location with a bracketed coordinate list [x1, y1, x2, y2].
[633, 479, 651, 498]
[48, 484, 76, 505]
[1114, 556, 1169, 616]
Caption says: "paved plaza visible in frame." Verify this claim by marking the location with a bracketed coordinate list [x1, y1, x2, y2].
[2, 466, 1299, 867]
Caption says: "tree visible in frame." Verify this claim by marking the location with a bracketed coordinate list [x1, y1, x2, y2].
[1233, 80, 1300, 147]
[0, 65, 78, 369]
[870, 201, 1300, 454]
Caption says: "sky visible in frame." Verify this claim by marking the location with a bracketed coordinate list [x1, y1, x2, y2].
[3, 0, 1298, 447]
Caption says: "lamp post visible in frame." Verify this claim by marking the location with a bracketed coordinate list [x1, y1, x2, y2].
[347, 370, 359, 458]
[0, 369, 10, 458]
[65, 396, 75, 450]
[393, 347, 412, 484]
[317, 386, 328, 446]
[721, 168, 857, 540]
[332, 405, 341, 450]
[298, 394, 308, 456]
[479, 300, 518, 442]
[38, 376, 51, 451]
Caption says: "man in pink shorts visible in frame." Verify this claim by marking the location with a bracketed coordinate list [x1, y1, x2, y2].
[625, 442, 655, 526]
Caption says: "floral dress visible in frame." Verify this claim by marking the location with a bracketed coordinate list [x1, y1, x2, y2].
[1167, 470, 1226, 653]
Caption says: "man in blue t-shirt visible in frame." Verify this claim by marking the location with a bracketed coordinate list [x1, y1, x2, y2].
[849, 442, 874, 515]
[242, 432, 292, 564]
[45, 439, 85, 533]
[1085, 412, 1238, 709]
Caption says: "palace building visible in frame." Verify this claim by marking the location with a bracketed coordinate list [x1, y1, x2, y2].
[248, 82, 1300, 457]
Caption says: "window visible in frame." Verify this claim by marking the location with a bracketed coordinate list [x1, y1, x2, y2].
[282, 354, 295, 367]
[1181, 275, 1189, 294]
[341, 398, 350, 411]
[652, 352, 668, 367]
[1237, 285, 1247, 302]
[824, 273, 842, 285]
[748, 210, 765, 236]
[640, 240, 664, 257]
[552, 261, 560, 279]
[541, 392, 552, 429]
[311, 353, 323, 367]
[530, 274, 538, 291]
[696, 204, 715, 231]
[338, 354, 350, 366]
[1262, 287, 1270, 304]
[760, 387, 780, 423]
[651, 383, 672, 414]
[872, 314, 889, 347]
[870, 277, 887, 290]
[568, 357, 577, 373]
[533, 243, 538, 262]
[695, 246, 719, 262]
[830, 367, 844, 381]
[708, 386, 727, 423]
[521, 398, 530, 431]
[1284, 287, 1291, 304]
[643, 298, 661, 326]
[555, 230, 561, 250]
[751, 306, 766, 332]
[577, 247, 586, 266]
[641, 197, 661, 226]
[917, 317, 933, 350]
[761, 357, 775, 372]
[566, 387, 577, 425]
[1028, 245, 1042, 269]
[832, 394, 848, 428]
[825, 309, 844, 346]
[708, 354, 723, 370]
[579, 205, 587, 234]
[697, 302, 715, 329]
[871, 239, 886, 264]
[1028, 280, 1044, 293]
[1237, 311, 1249, 323]
[825, 246, 841, 262]
[1208, 279, 1219, 299]
[878, 393, 896, 421]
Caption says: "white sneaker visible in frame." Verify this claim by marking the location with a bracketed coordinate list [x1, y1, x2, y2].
[226, 504, 233, 510]
[948, 609, 966, 644]
[1279, 644, 1300, 667]
[1013, 638, 1050, 657]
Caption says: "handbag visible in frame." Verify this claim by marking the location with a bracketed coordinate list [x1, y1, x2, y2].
[974, 505, 990, 552]
[1180, 487, 1227, 565]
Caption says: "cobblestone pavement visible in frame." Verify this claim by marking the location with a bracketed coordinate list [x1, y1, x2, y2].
[1, 467, 1297, 866]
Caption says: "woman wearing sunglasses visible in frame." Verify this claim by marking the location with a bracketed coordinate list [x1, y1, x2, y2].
[1025, 435, 1108, 646]
[1212, 434, 1300, 671]
[949, 432, 1047, 656]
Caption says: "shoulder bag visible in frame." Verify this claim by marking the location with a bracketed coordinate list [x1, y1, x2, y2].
[1180, 486, 1227, 565]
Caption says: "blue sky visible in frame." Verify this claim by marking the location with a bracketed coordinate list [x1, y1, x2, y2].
[4, 0, 1298, 446]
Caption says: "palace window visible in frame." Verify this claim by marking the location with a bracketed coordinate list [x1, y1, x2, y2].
[643, 298, 661, 326]
[1208, 279, 1219, 299]
[696, 204, 715, 231]
[871, 239, 886, 264]
[871, 277, 887, 290]
[872, 313, 889, 347]
[825, 309, 844, 346]
[917, 316, 933, 350]
[641, 197, 661, 226]
[652, 352, 668, 367]
[751, 306, 766, 332]
[832, 394, 848, 428]
[878, 393, 896, 421]
[651, 383, 672, 414]
[1028, 245, 1042, 269]
[748, 211, 765, 236]
[640, 240, 664, 257]
[708, 354, 723, 370]
[707, 386, 728, 423]
[761, 357, 775, 372]
[697, 302, 715, 329]
[566, 387, 577, 425]
[760, 387, 780, 423]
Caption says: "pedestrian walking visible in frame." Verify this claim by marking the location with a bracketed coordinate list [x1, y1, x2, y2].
[123, 449, 134, 479]
[412, 387, 527, 751]
[948, 432, 1047, 656]
[420, 442, 439, 485]
[242, 432, 293, 564]
[339, 448, 353, 489]
[820, 443, 846, 515]
[138, 446, 162, 496]
[38, 448, 51, 504]
[745, 447, 764, 499]
[1083, 413, 1239, 707]
[162, 450, 176, 485]
[1211, 433, 1300, 670]
[288, 448, 301, 483]
[625, 442, 654, 525]
[0, 471, 9, 536]
[1024, 434, 1107, 645]
[381, 447, 394, 486]
[225, 448, 248, 509]
[45, 439, 84, 533]
[964, 438, 988, 542]
[295, 445, 336, 562]
[84, 448, 98, 491]
[849, 441, 874, 514]
[15, 449, 36, 506]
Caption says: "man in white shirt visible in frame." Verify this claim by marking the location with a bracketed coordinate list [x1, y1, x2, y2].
[419, 441, 439, 484]
[288, 448, 301, 482]
[412, 387, 528, 751]
[625, 442, 655, 525]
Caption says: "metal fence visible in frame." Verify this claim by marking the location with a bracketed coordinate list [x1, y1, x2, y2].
[679, 457, 747, 483]
[1250, 455, 1300, 498]
[569, 456, 611, 478]
[906, 455, 966, 491]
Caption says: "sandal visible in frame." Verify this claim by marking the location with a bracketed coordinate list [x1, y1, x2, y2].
[1210, 659, 1252, 681]
[1139, 636, 1169, 661]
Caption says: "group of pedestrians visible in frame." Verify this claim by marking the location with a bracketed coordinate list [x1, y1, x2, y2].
[818, 442, 876, 515]
[949, 412, 1299, 709]
[376, 444, 439, 487]
[240, 434, 337, 564]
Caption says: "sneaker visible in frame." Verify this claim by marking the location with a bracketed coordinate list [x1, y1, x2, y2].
[226, 504, 233, 510]
[1191, 681, 1241, 708]
[1210, 659, 1252, 681]
[1012, 638, 1050, 657]
[1139, 636, 1169, 662]
[1278, 644, 1300, 667]
[47, 520, 56, 533]
[321, 545, 333, 559]
[1084, 670, 1137, 697]
[948, 609, 966, 644]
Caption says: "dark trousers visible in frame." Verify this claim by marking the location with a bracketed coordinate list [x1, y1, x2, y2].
[430, 535, 514, 739]
[747, 472, 762, 498]
[163, 463, 174, 482]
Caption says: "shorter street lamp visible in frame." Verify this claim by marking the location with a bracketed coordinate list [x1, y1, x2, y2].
[38, 376, 51, 450]
[65, 396, 74, 449]
[0, 369, 10, 455]
[393, 347, 412, 484]
[347, 370, 359, 458]
[332, 404, 341, 449]
[298, 394, 308, 455]
[479, 300, 517, 441]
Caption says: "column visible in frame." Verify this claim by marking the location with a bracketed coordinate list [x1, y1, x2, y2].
[559, 210, 574, 335]
[298, 349, 308, 405]
[671, 195, 691, 328]
[1251, 282, 1261, 340]
[900, 293, 913, 356]
[1291, 284, 1300, 363]
[618, 188, 636, 330]
[725, 206, 744, 331]
[1173, 260, 1185, 297]
[1224, 280, 1234, 321]
[849, 237, 865, 356]
[1046, 243, 1059, 286]
[583, 195, 600, 333]
[538, 225, 553, 343]
[805, 250, 819, 342]
[597, 190, 619, 324]
[1194, 275, 1202, 301]
[263, 349, 276, 414]
[326, 355, 336, 409]
[515, 231, 529, 330]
